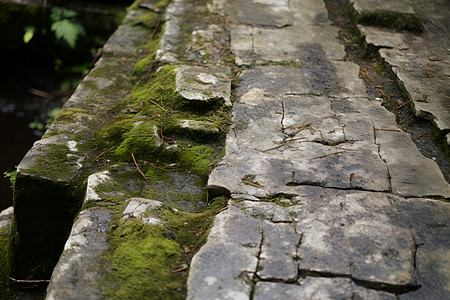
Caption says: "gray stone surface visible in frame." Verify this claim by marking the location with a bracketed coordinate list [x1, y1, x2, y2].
[175, 65, 232, 106]
[351, 0, 415, 15]
[121, 198, 164, 225]
[189, 1, 450, 299]
[102, 10, 149, 57]
[13, 0, 449, 298]
[353, 0, 450, 143]
[0, 206, 13, 230]
[257, 221, 300, 281]
[187, 204, 262, 300]
[208, 64, 449, 198]
[46, 208, 111, 300]
[254, 278, 396, 300]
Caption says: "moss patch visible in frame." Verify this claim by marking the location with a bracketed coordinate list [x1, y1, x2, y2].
[101, 197, 228, 299]
[179, 146, 214, 180]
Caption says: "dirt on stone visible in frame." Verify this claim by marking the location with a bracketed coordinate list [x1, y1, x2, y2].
[325, 0, 450, 183]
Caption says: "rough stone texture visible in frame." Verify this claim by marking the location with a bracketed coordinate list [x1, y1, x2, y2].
[393, 197, 450, 299]
[293, 191, 415, 286]
[121, 198, 164, 225]
[208, 65, 450, 198]
[0, 206, 13, 230]
[209, 0, 292, 28]
[11, 0, 450, 298]
[102, 10, 149, 57]
[351, 0, 415, 15]
[254, 278, 397, 300]
[352, 0, 450, 144]
[46, 208, 111, 300]
[257, 221, 300, 281]
[349, 0, 422, 31]
[175, 65, 232, 106]
[188, 0, 450, 299]
[187, 204, 262, 300]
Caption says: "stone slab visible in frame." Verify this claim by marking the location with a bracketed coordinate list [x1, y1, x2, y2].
[380, 48, 450, 133]
[0, 206, 13, 231]
[175, 65, 232, 106]
[102, 11, 149, 57]
[257, 220, 300, 281]
[209, 0, 292, 28]
[46, 208, 111, 300]
[186, 204, 262, 300]
[254, 278, 396, 300]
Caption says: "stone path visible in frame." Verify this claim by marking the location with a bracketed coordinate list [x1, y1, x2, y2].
[2, 0, 449, 299]
[187, 0, 450, 299]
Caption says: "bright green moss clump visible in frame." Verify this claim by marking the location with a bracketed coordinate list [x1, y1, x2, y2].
[102, 197, 228, 299]
[103, 219, 182, 299]
[179, 146, 214, 180]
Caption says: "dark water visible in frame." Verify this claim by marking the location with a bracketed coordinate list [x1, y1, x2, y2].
[0, 50, 68, 211]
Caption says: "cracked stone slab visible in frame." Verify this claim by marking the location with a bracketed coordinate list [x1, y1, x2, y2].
[380, 48, 450, 134]
[376, 129, 450, 197]
[292, 191, 416, 287]
[392, 197, 450, 299]
[254, 278, 397, 300]
[46, 208, 111, 300]
[209, 0, 292, 28]
[349, 0, 422, 31]
[358, 25, 410, 49]
[175, 65, 232, 106]
[257, 220, 300, 281]
[231, 25, 345, 66]
[186, 204, 262, 300]
[121, 198, 164, 225]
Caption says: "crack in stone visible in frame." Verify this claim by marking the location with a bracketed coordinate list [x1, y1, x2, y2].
[372, 120, 393, 193]
[285, 181, 389, 193]
[250, 223, 265, 300]
[298, 269, 420, 294]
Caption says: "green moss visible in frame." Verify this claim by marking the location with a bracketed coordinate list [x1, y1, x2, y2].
[0, 228, 9, 296]
[114, 121, 177, 162]
[21, 144, 82, 181]
[103, 219, 182, 299]
[179, 146, 214, 180]
[127, 0, 142, 12]
[374, 64, 386, 74]
[53, 107, 92, 124]
[102, 197, 228, 299]
[139, 11, 160, 29]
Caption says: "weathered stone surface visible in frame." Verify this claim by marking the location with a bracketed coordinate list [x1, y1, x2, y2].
[175, 65, 232, 106]
[353, 0, 450, 144]
[254, 278, 397, 300]
[358, 25, 409, 49]
[257, 220, 300, 281]
[393, 197, 450, 299]
[177, 120, 220, 135]
[0, 206, 13, 230]
[121, 198, 164, 225]
[46, 208, 111, 300]
[351, 0, 415, 15]
[85, 171, 112, 202]
[293, 191, 415, 286]
[102, 10, 149, 57]
[380, 48, 450, 133]
[186, 204, 262, 300]
[349, 0, 422, 31]
[376, 129, 450, 197]
[209, 0, 292, 28]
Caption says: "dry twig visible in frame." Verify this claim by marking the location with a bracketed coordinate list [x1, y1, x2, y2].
[131, 153, 148, 180]
[242, 181, 265, 190]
